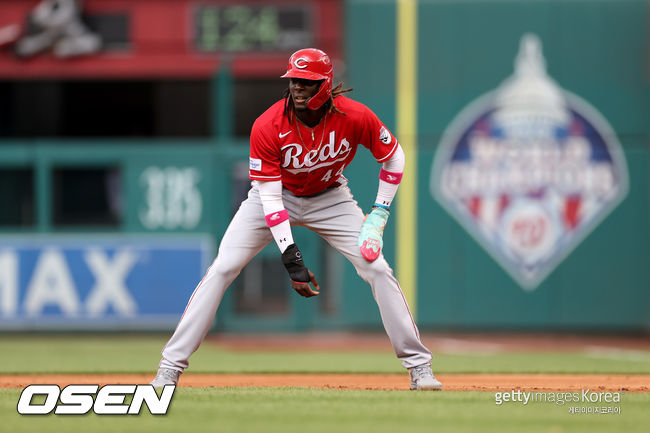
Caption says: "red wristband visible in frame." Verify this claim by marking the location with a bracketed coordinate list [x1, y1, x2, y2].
[379, 169, 403, 184]
[265, 209, 289, 227]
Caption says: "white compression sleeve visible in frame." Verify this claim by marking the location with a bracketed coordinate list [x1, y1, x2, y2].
[256, 180, 294, 253]
[375, 144, 405, 208]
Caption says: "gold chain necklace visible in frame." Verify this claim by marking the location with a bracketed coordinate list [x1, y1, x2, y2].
[295, 112, 328, 152]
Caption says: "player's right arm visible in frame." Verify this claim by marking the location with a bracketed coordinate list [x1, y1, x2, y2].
[256, 180, 319, 298]
[256, 180, 320, 298]
[249, 118, 319, 297]
[257, 180, 293, 253]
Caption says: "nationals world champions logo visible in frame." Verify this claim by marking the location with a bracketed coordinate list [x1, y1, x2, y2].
[430, 34, 629, 290]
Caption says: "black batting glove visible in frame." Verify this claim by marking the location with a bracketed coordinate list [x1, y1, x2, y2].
[281, 243, 320, 297]
[282, 243, 310, 282]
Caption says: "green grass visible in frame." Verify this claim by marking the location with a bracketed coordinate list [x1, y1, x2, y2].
[1, 387, 648, 433]
[1, 335, 648, 432]
[0, 336, 649, 374]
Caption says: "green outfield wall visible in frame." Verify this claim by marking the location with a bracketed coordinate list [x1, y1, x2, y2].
[346, 0, 650, 331]
[0, 0, 648, 332]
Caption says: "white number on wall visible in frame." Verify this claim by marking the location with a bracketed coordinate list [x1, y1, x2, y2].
[139, 167, 202, 230]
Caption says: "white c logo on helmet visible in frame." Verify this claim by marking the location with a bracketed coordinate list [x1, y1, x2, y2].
[294, 57, 309, 69]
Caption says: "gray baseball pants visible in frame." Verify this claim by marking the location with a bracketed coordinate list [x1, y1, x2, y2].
[159, 181, 432, 371]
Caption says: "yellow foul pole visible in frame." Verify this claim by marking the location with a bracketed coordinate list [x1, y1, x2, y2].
[396, 0, 418, 318]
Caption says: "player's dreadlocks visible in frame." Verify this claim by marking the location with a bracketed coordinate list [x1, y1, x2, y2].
[283, 81, 353, 123]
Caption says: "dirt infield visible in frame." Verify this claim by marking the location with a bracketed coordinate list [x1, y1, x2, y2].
[1, 373, 648, 392]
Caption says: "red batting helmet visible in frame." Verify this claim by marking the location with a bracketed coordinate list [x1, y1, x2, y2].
[281, 48, 333, 110]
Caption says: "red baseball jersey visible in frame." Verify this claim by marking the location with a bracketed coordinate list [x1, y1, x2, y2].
[249, 95, 399, 196]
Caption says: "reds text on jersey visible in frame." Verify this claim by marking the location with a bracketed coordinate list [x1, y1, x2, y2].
[249, 96, 399, 196]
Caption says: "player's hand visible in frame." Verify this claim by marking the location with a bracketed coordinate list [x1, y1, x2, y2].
[281, 243, 320, 298]
[290, 269, 321, 298]
[358, 206, 390, 262]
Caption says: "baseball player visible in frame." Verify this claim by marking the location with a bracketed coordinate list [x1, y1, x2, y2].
[151, 48, 442, 391]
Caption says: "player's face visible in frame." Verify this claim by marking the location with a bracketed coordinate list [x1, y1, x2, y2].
[289, 78, 322, 111]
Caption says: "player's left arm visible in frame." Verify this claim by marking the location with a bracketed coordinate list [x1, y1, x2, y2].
[358, 144, 404, 261]
[357, 107, 404, 262]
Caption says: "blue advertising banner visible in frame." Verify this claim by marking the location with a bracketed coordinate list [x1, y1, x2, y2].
[0, 235, 213, 330]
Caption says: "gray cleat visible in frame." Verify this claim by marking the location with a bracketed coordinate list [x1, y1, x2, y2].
[409, 363, 442, 390]
[150, 367, 181, 387]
